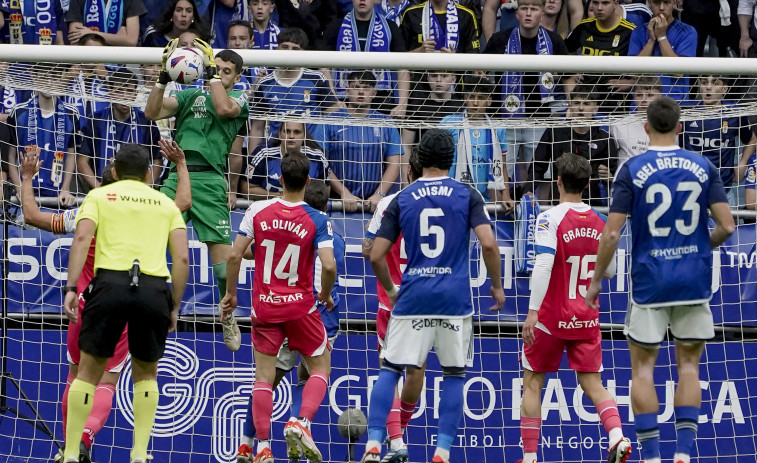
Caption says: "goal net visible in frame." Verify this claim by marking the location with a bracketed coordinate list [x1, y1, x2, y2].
[0, 47, 755, 463]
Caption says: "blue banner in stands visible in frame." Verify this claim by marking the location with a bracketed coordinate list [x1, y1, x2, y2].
[2, 211, 757, 325]
[1, 331, 754, 463]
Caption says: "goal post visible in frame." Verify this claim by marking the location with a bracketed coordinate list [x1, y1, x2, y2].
[0, 48, 756, 463]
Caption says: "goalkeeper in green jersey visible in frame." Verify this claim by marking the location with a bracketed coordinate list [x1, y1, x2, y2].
[145, 38, 249, 351]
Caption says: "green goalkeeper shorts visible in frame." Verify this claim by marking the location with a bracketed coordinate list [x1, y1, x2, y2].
[161, 171, 232, 245]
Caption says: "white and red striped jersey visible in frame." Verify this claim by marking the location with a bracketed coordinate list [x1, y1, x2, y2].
[533, 202, 606, 340]
[366, 193, 406, 311]
[239, 198, 334, 323]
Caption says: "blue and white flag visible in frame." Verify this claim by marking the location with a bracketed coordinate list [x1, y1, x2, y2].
[515, 193, 540, 275]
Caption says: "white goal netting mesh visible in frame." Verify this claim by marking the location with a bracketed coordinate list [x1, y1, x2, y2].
[0, 51, 755, 463]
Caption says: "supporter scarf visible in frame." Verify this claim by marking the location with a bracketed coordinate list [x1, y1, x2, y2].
[515, 193, 540, 275]
[451, 112, 505, 192]
[252, 20, 280, 50]
[26, 94, 69, 187]
[502, 26, 554, 117]
[421, 0, 458, 51]
[104, 106, 140, 169]
[335, 11, 393, 92]
[5, 0, 54, 44]
[7, 0, 23, 44]
[378, 0, 408, 26]
[234, 0, 248, 22]
[83, 0, 124, 34]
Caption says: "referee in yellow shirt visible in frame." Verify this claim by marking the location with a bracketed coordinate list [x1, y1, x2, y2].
[61, 144, 189, 463]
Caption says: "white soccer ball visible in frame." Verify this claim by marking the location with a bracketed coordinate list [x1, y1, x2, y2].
[167, 48, 204, 85]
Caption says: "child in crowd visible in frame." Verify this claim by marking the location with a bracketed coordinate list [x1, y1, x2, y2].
[610, 76, 661, 170]
[681, 75, 752, 207]
[528, 85, 618, 205]
[440, 75, 514, 211]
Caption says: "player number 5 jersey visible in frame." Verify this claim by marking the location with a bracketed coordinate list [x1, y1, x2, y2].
[239, 198, 334, 323]
[534, 202, 606, 340]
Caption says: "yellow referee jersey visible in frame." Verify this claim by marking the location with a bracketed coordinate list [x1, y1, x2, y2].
[76, 180, 186, 278]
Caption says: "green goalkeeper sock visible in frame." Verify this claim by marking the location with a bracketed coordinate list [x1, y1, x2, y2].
[64, 380, 96, 461]
[131, 380, 159, 461]
[212, 261, 227, 299]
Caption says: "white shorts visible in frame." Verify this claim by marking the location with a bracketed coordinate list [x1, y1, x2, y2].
[276, 335, 337, 372]
[624, 302, 715, 346]
[382, 316, 473, 368]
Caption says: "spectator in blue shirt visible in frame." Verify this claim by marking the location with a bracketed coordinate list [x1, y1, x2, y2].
[681, 75, 753, 206]
[629, 0, 697, 101]
[242, 120, 330, 200]
[325, 71, 402, 212]
[441, 75, 514, 210]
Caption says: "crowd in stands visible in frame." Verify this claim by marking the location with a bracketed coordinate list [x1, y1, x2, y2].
[1, 0, 757, 213]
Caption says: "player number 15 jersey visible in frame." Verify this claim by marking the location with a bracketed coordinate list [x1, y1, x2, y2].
[534, 202, 606, 340]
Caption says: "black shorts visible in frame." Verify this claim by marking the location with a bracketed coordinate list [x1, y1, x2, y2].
[79, 270, 173, 363]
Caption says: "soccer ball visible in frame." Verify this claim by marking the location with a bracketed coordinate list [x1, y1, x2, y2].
[337, 408, 367, 440]
[167, 48, 204, 85]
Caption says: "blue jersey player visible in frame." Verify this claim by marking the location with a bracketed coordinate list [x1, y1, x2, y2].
[235, 179, 346, 463]
[587, 97, 735, 463]
[362, 129, 505, 463]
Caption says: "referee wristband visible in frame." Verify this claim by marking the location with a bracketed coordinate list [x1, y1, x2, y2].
[64, 285, 78, 293]
[386, 285, 399, 297]
[657, 36, 667, 42]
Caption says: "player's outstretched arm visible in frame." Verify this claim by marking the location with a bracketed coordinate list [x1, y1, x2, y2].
[316, 247, 337, 310]
[167, 227, 190, 332]
[19, 149, 60, 232]
[585, 212, 626, 308]
[159, 140, 192, 212]
[473, 223, 505, 311]
[709, 202, 736, 249]
[145, 39, 180, 121]
[221, 233, 253, 317]
[194, 38, 242, 119]
[64, 218, 96, 323]
[370, 236, 398, 304]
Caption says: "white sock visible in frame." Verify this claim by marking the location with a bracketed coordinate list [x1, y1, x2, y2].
[390, 438, 405, 450]
[434, 448, 450, 462]
[644, 458, 662, 463]
[608, 428, 624, 447]
[524, 452, 537, 463]
[242, 435, 254, 447]
[256, 440, 270, 454]
[673, 453, 691, 463]
[365, 440, 382, 453]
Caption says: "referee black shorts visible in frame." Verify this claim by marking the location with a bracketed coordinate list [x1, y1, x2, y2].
[79, 270, 173, 363]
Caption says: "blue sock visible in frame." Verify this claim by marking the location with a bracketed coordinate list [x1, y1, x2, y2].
[242, 392, 256, 439]
[290, 379, 306, 418]
[367, 366, 402, 444]
[437, 375, 465, 451]
[674, 406, 699, 456]
[635, 412, 660, 461]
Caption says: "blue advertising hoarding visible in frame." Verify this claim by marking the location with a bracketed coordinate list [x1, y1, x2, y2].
[0, 331, 754, 463]
[3, 211, 757, 325]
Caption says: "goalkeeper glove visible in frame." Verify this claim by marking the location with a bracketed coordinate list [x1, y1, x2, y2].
[193, 38, 220, 81]
[159, 38, 179, 85]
